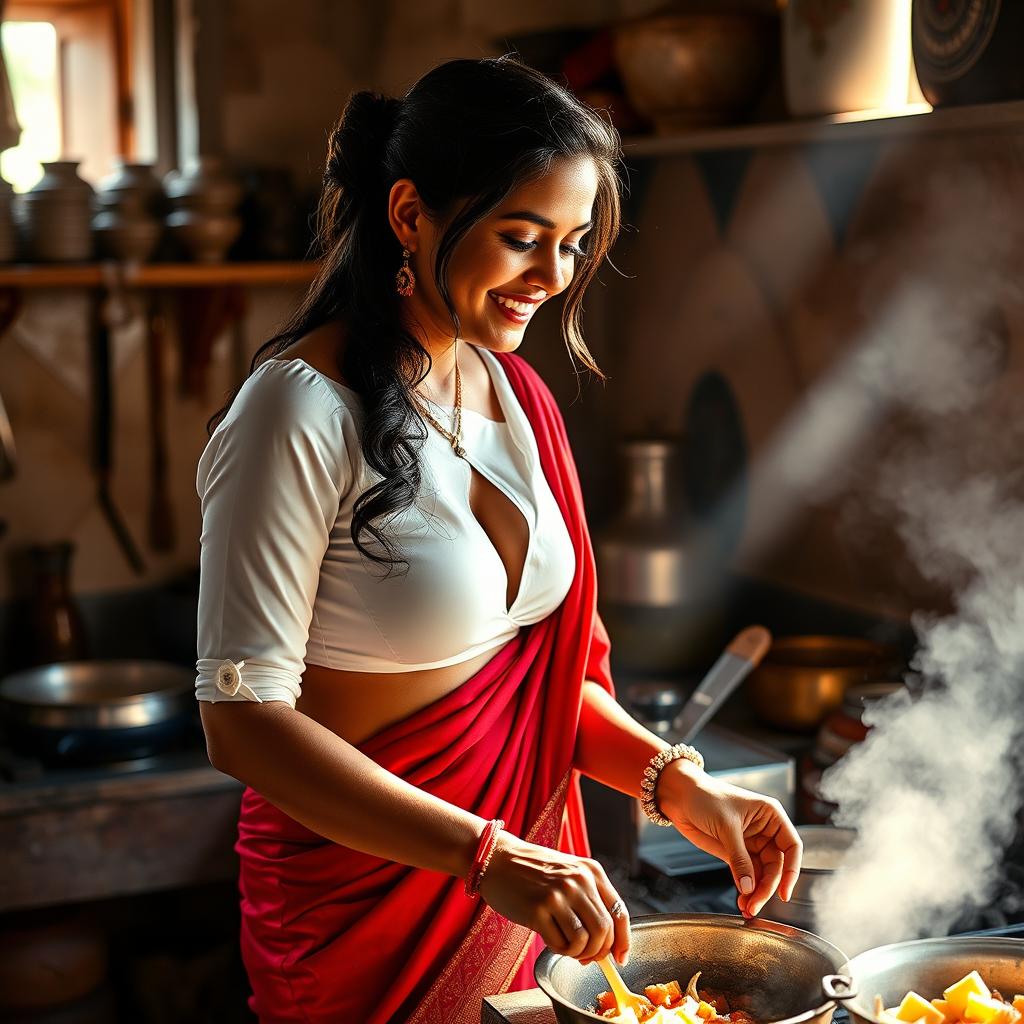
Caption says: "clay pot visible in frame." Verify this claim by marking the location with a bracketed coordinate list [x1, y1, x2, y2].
[612, 12, 775, 133]
[166, 208, 241, 263]
[163, 156, 242, 262]
[18, 161, 94, 262]
[92, 207, 162, 263]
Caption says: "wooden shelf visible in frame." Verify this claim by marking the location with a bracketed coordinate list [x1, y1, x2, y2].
[621, 99, 1024, 158]
[0, 260, 319, 289]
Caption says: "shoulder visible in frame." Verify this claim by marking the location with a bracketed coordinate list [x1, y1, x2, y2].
[210, 359, 362, 481]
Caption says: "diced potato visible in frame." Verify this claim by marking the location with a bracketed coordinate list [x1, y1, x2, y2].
[932, 999, 955, 1021]
[898, 992, 946, 1024]
[964, 994, 1007, 1024]
[946, 973, 992, 1017]
[675, 1006, 703, 1024]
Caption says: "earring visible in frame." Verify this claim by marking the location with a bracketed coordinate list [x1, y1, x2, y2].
[395, 248, 416, 297]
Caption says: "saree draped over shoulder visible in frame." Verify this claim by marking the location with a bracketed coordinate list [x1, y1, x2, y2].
[236, 352, 614, 1023]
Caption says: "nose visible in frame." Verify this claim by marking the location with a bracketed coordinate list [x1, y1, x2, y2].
[524, 244, 569, 295]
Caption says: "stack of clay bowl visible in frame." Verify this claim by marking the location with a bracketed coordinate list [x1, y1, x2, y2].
[798, 680, 906, 823]
[17, 160, 95, 262]
[163, 156, 242, 263]
[92, 160, 164, 263]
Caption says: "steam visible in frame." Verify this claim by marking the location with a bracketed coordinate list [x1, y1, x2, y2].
[811, 256, 1024, 956]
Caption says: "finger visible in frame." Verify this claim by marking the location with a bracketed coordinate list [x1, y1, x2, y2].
[539, 911, 575, 956]
[721, 818, 758, 904]
[778, 823, 803, 903]
[549, 899, 590, 959]
[590, 863, 631, 965]
[573, 889, 614, 964]
[747, 844, 784, 917]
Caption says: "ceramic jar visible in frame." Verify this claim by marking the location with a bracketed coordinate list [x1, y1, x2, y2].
[18, 161, 95, 262]
[594, 438, 723, 674]
[783, 0, 918, 117]
[93, 159, 163, 262]
[163, 156, 242, 262]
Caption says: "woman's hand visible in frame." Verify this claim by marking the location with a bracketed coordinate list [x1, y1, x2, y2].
[479, 833, 630, 966]
[658, 761, 803, 918]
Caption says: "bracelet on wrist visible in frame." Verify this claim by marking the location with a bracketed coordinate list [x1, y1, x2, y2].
[639, 743, 705, 827]
[464, 818, 505, 899]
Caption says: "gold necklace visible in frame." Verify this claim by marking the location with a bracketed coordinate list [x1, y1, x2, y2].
[414, 345, 466, 459]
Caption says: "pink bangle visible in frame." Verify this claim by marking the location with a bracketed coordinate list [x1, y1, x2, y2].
[465, 818, 505, 899]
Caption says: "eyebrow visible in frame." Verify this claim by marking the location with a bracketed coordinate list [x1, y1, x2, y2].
[500, 210, 592, 232]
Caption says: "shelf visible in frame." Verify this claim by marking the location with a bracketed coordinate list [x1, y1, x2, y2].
[621, 99, 1024, 158]
[0, 260, 319, 289]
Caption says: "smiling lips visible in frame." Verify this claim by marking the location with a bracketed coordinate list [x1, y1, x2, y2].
[488, 291, 543, 325]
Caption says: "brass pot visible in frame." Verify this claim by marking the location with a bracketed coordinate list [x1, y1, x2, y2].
[746, 636, 902, 733]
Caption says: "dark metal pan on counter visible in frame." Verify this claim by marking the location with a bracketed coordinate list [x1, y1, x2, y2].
[535, 914, 848, 1024]
[0, 660, 195, 764]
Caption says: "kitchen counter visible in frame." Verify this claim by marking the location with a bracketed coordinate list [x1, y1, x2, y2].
[1, 746, 242, 913]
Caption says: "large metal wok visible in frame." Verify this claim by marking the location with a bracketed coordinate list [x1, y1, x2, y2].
[536, 914, 849, 1024]
[824, 936, 1024, 1024]
[0, 660, 195, 763]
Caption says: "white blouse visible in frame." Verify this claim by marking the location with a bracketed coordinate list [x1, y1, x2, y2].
[194, 347, 576, 706]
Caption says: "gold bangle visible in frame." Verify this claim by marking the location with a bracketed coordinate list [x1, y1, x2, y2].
[639, 743, 705, 827]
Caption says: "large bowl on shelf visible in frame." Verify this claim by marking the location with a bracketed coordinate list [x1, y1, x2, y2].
[612, 13, 775, 133]
[535, 913, 848, 1024]
[824, 936, 1024, 1024]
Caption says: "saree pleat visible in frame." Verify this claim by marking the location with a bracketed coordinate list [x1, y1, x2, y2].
[236, 353, 613, 1023]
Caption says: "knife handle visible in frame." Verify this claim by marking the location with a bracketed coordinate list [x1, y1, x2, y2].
[726, 625, 772, 665]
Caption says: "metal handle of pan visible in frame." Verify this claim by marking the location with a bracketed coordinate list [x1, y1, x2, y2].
[821, 973, 858, 1001]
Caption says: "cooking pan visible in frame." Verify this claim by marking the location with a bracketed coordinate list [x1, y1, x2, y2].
[0, 660, 194, 763]
[823, 936, 1024, 1024]
[536, 914, 849, 1024]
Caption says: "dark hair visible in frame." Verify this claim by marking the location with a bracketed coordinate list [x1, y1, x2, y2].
[210, 55, 623, 572]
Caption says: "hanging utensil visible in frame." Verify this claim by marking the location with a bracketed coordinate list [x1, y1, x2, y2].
[673, 625, 772, 742]
[90, 290, 144, 574]
[145, 298, 174, 551]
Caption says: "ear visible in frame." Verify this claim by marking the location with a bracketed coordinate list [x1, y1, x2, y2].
[388, 178, 422, 252]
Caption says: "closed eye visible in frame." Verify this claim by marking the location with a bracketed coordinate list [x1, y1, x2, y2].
[499, 234, 588, 258]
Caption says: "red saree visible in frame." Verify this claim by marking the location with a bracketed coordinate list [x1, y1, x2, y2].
[236, 352, 614, 1023]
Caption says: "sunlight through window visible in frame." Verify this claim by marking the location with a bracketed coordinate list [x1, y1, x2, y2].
[1, 21, 61, 193]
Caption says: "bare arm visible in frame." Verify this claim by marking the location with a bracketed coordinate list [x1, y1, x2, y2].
[573, 681, 803, 916]
[201, 700, 482, 877]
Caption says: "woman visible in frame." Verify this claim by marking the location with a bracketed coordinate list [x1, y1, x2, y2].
[196, 56, 801, 1024]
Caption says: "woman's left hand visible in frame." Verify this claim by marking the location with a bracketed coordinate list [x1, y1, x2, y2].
[657, 760, 803, 918]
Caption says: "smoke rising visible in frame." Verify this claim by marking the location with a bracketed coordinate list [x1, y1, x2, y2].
[809, 156, 1024, 955]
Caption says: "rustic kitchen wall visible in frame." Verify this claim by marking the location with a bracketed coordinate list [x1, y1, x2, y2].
[603, 130, 1024, 620]
[6, 0, 1023, 644]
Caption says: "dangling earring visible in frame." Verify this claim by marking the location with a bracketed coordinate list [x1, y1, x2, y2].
[395, 248, 416, 297]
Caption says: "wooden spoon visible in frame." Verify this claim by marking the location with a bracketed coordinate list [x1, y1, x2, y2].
[598, 955, 653, 1019]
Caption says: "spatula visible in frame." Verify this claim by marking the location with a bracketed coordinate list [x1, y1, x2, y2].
[598, 954, 653, 1019]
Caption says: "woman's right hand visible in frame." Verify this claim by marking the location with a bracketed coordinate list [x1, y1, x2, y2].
[478, 833, 630, 965]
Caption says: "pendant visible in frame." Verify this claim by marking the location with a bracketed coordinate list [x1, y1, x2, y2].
[453, 441, 467, 459]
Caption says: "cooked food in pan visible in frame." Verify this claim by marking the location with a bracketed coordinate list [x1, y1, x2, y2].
[875, 970, 1024, 1024]
[594, 970, 757, 1024]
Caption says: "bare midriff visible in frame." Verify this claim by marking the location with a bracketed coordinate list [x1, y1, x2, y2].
[296, 642, 511, 746]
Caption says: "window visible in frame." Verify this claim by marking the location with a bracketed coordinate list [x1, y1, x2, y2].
[2, 0, 131, 188]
